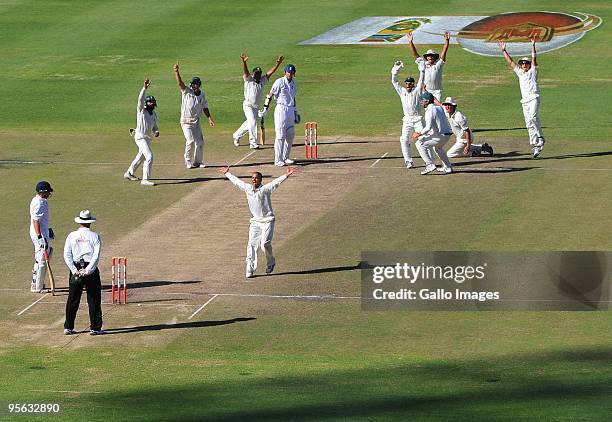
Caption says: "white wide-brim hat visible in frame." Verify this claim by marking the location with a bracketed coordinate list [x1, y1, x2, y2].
[74, 209, 96, 224]
[442, 97, 457, 106]
[518, 57, 531, 65]
[424, 49, 439, 58]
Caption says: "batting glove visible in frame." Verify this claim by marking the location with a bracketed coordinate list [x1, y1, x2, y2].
[37, 236, 47, 250]
[258, 109, 268, 118]
[294, 110, 301, 124]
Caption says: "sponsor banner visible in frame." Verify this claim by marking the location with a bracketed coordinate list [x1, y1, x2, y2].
[361, 251, 612, 311]
[302, 12, 601, 57]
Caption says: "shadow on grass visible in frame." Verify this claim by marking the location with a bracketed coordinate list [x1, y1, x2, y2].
[273, 263, 363, 277]
[101, 279, 202, 291]
[103, 317, 256, 334]
[82, 346, 612, 420]
[472, 127, 532, 133]
[153, 176, 221, 185]
[454, 150, 612, 167]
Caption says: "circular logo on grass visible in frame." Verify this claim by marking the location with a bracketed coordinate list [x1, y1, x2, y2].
[455, 11, 601, 56]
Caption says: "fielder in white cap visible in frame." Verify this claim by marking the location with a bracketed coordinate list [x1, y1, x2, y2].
[498, 36, 546, 158]
[391, 34, 427, 168]
[232, 52, 284, 149]
[408, 31, 450, 101]
[218, 166, 297, 278]
[440, 97, 493, 158]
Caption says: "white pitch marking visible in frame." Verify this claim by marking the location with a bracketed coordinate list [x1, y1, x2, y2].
[188, 294, 219, 319]
[29, 389, 103, 394]
[0, 160, 178, 166]
[232, 151, 257, 166]
[17, 293, 49, 316]
[370, 152, 388, 168]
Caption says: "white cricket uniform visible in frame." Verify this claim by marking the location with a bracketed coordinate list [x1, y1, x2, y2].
[180, 86, 209, 167]
[270, 76, 297, 165]
[416, 104, 453, 168]
[225, 172, 288, 276]
[127, 88, 158, 181]
[29, 195, 51, 292]
[445, 109, 483, 158]
[63, 227, 101, 276]
[233, 75, 269, 147]
[415, 57, 445, 100]
[514, 65, 545, 147]
[391, 65, 424, 165]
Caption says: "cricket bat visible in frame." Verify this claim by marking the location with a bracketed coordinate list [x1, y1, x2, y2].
[43, 250, 56, 296]
[259, 117, 265, 145]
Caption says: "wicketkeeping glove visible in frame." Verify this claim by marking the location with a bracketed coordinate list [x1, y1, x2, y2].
[48, 228, 55, 239]
[294, 110, 301, 124]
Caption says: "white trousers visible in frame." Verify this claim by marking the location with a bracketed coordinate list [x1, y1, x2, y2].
[400, 116, 423, 163]
[181, 122, 204, 166]
[521, 98, 544, 146]
[246, 220, 275, 275]
[128, 137, 153, 180]
[30, 236, 51, 292]
[233, 103, 259, 147]
[416, 134, 452, 168]
[274, 105, 295, 165]
[447, 140, 482, 158]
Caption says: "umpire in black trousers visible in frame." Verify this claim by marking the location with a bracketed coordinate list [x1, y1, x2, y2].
[63, 210, 104, 336]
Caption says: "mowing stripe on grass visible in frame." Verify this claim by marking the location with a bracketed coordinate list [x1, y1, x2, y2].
[17, 293, 49, 315]
[188, 294, 219, 319]
[369, 152, 388, 168]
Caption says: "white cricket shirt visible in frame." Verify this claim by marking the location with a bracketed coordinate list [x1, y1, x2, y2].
[63, 227, 101, 275]
[422, 104, 452, 136]
[446, 110, 470, 141]
[225, 172, 288, 223]
[181, 86, 209, 122]
[415, 58, 445, 91]
[29, 195, 49, 239]
[243, 75, 268, 108]
[391, 67, 424, 118]
[270, 76, 297, 107]
[514, 65, 540, 103]
[135, 87, 159, 140]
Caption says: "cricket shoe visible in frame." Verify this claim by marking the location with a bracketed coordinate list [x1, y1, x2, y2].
[64, 329, 77, 335]
[233, 137, 240, 146]
[420, 164, 436, 175]
[89, 329, 105, 336]
[405, 161, 414, 169]
[482, 143, 494, 155]
[266, 263, 275, 275]
[284, 158, 295, 164]
[194, 163, 206, 168]
[246, 271, 254, 279]
[250, 144, 261, 149]
[140, 180, 155, 186]
[532, 146, 542, 159]
[436, 166, 453, 174]
[123, 171, 138, 181]
[129, 128, 135, 136]
[275, 162, 286, 167]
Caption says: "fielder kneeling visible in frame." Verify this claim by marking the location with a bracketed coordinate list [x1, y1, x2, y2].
[441, 97, 493, 158]
[219, 166, 297, 278]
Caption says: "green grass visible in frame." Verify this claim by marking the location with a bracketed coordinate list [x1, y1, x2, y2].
[1, 0, 611, 419]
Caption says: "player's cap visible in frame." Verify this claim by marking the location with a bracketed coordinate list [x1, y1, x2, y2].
[35, 181, 53, 193]
[424, 49, 439, 58]
[252, 67, 262, 74]
[518, 57, 531, 65]
[420, 92, 434, 102]
[190, 77, 202, 86]
[404, 77, 415, 84]
[145, 95, 156, 104]
[74, 209, 96, 224]
[284, 64, 296, 74]
[442, 97, 457, 106]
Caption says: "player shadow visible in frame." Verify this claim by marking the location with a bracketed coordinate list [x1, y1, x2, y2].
[299, 155, 403, 167]
[153, 176, 221, 185]
[270, 263, 364, 277]
[317, 139, 397, 145]
[453, 167, 534, 174]
[453, 150, 612, 168]
[472, 127, 535, 133]
[103, 317, 256, 334]
[101, 279, 202, 290]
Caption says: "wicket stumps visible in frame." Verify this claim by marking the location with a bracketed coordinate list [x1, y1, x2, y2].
[305, 122, 318, 159]
[111, 257, 127, 304]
